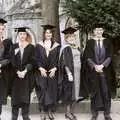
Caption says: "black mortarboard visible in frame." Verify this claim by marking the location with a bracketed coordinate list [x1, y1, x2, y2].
[93, 23, 105, 29]
[0, 18, 7, 24]
[15, 27, 29, 32]
[62, 27, 77, 34]
[41, 24, 56, 30]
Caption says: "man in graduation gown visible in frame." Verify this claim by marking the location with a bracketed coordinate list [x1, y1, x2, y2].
[80, 24, 116, 120]
[0, 18, 13, 119]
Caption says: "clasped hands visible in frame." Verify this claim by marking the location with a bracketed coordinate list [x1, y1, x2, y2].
[94, 64, 104, 73]
[39, 67, 57, 78]
[67, 72, 73, 82]
[17, 69, 27, 79]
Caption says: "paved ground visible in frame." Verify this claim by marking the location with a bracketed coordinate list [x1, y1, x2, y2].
[1, 98, 120, 120]
[1, 106, 120, 120]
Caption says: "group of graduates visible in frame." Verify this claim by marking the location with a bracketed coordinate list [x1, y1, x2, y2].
[0, 18, 116, 120]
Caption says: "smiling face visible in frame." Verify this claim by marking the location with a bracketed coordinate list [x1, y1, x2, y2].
[65, 34, 76, 44]
[18, 32, 27, 42]
[0, 24, 5, 39]
[93, 27, 104, 38]
[44, 29, 53, 40]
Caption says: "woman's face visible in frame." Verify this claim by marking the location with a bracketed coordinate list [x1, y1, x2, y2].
[93, 27, 104, 38]
[45, 29, 53, 40]
[66, 34, 76, 44]
[18, 32, 27, 42]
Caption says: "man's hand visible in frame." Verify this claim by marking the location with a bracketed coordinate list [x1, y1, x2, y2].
[95, 64, 104, 73]
[17, 69, 27, 79]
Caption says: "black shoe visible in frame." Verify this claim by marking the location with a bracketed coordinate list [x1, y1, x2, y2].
[48, 112, 54, 120]
[90, 113, 98, 120]
[11, 116, 18, 120]
[70, 113, 77, 120]
[104, 115, 112, 120]
[40, 113, 47, 120]
[23, 116, 31, 120]
[90, 111, 98, 120]
[65, 113, 73, 120]
[90, 116, 97, 120]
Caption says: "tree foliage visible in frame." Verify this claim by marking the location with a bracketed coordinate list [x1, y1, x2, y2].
[63, 0, 120, 38]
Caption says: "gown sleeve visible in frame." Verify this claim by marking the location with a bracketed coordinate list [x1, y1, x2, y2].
[25, 45, 36, 72]
[35, 45, 44, 69]
[63, 46, 74, 77]
[0, 39, 13, 67]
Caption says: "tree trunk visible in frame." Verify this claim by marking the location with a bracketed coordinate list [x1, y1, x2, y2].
[41, 0, 60, 42]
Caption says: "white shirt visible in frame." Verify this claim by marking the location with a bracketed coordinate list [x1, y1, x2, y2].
[96, 40, 103, 48]
[44, 40, 51, 57]
[20, 47, 24, 60]
[93, 37, 104, 48]
[44, 40, 51, 49]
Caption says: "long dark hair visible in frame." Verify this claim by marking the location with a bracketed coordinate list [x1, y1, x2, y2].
[43, 29, 55, 42]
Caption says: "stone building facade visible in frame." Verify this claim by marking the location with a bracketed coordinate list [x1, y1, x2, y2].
[0, 0, 81, 46]
[0, 0, 43, 44]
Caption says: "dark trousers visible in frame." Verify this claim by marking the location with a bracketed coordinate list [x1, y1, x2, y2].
[0, 104, 2, 115]
[91, 74, 111, 116]
[12, 103, 30, 120]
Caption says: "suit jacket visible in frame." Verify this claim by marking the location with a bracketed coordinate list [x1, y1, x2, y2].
[80, 39, 116, 98]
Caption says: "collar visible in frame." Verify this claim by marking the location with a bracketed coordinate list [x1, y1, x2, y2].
[38, 41, 60, 51]
[70, 44, 79, 49]
[93, 37, 105, 41]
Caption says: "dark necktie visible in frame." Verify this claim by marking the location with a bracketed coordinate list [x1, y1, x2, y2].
[98, 40, 101, 55]
[98, 40, 103, 62]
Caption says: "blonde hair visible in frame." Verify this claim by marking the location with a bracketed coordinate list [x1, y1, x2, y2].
[26, 33, 32, 43]
[64, 34, 70, 41]
[64, 34, 75, 41]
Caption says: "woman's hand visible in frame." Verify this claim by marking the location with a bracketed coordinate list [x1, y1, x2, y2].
[39, 67, 47, 77]
[49, 67, 57, 78]
[68, 73, 73, 82]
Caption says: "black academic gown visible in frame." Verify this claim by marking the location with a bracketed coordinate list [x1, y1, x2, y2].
[11, 43, 35, 106]
[0, 39, 13, 105]
[80, 39, 116, 112]
[35, 41, 60, 110]
[58, 45, 75, 105]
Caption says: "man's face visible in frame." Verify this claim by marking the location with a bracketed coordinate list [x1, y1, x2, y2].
[18, 32, 27, 42]
[0, 24, 5, 38]
[93, 27, 104, 37]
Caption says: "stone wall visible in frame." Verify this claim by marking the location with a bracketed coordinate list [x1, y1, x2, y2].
[0, 0, 43, 44]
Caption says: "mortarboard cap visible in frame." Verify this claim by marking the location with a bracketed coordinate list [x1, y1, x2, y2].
[93, 23, 105, 29]
[14, 27, 29, 32]
[41, 24, 56, 30]
[0, 18, 7, 24]
[62, 27, 77, 34]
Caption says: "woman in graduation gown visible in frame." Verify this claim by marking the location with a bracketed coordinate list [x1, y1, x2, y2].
[58, 27, 81, 120]
[80, 24, 116, 120]
[35, 25, 60, 120]
[11, 27, 35, 120]
[0, 18, 13, 118]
